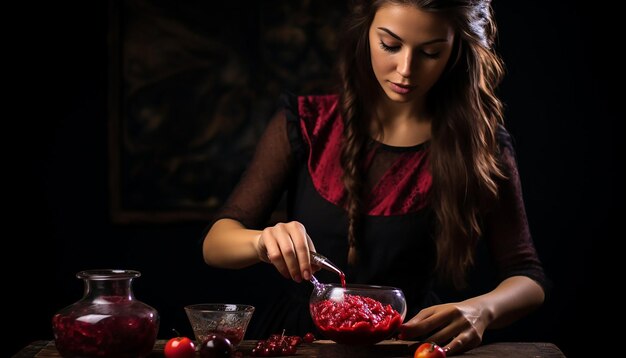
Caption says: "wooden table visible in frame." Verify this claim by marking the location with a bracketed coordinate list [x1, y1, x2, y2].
[14, 339, 566, 357]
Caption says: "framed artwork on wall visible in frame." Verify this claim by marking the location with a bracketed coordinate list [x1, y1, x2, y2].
[108, 0, 345, 223]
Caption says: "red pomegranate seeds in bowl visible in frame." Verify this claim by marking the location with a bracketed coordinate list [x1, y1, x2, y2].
[309, 283, 406, 345]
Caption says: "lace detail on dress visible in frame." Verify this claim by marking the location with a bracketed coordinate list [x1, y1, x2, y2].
[366, 146, 431, 215]
[298, 95, 347, 207]
[297, 94, 431, 216]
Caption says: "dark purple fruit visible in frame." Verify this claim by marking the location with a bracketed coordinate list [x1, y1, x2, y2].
[199, 334, 233, 358]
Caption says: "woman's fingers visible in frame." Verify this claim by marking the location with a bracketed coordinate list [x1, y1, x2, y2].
[424, 317, 464, 347]
[401, 303, 483, 356]
[261, 227, 290, 279]
[443, 336, 464, 356]
[398, 307, 438, 339]
[261, 221, 314, 282]
[275, 223, 303, 282]
[290, 225, 313, 281]
[442, 332, 480, 356]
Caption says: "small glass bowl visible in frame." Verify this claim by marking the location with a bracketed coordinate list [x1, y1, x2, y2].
[184, 303, 254, 347]
[309, 283, 406, 345]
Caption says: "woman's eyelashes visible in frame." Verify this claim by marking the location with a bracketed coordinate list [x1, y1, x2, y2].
[379, 40, 401, 53]
[421, 50, 441, 59]
[378, 41, 441, 59]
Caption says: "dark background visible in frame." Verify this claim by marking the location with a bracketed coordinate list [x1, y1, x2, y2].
[8, 1, 619, 357]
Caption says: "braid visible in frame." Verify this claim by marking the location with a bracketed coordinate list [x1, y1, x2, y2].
[339, 74, 366, 265]
[336, 0, 378, 266]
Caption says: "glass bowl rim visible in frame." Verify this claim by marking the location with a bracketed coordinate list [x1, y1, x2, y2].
[315, 283, 404, 292]
[184, 303, 255, 312]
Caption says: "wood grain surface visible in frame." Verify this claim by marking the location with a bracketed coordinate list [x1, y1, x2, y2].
[13, 339, 566, 358]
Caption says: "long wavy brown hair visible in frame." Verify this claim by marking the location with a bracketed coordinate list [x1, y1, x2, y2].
[338, 0, 505, 287]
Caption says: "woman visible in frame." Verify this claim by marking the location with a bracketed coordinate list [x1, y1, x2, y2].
[203, 0, 548, 354]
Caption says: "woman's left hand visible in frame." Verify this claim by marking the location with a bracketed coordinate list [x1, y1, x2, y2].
[398, 300, 491, 355]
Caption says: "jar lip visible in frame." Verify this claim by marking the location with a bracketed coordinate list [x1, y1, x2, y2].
[77, 269, 141, 280]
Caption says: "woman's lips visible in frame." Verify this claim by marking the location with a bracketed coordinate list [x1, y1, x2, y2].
[388, 81, 416, 95]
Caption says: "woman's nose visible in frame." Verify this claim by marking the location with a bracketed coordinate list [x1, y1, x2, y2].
[397, 50, 413, 78]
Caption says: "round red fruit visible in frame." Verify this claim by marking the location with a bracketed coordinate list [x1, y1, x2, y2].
[288, 335, 302, 346]
[200, 334, 233, 358]
[303, 332, 315, 343]
[164, 336, 196, 358]
[414, 342, 446, 358]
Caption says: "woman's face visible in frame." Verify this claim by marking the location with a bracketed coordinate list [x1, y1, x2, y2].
[368, 4, 455, 104]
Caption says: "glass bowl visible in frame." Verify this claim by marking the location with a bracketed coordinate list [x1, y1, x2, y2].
[309, 283, 406, 345]
[184, 303, 254, 347]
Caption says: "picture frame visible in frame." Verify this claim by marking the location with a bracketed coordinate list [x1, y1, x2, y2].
[108, 0, 344, 223]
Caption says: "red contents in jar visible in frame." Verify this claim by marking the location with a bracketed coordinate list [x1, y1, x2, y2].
[310, 294, 402, 345]
[52, 299, 158, 358]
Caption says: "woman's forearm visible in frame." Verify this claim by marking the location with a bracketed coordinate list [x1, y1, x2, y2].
[472, 275, 545, 329]
[203, 218, 262, 269]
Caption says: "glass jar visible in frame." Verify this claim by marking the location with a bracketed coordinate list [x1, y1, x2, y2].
[52, 269, 159, 358]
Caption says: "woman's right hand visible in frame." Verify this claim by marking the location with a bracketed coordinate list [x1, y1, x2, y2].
[256, 221, 317, 283]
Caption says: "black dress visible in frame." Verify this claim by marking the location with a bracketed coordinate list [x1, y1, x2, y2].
[212, 93, 548, 338]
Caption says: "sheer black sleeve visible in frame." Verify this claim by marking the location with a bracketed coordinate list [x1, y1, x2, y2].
[483, 127, 551, 294]
[211, 95, 300, 229]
